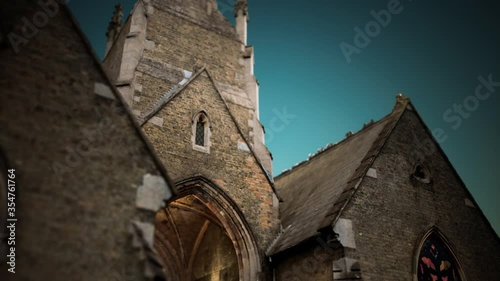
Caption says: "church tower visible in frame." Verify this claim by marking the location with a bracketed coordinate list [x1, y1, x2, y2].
[103, 0, 280, 280]
[104, 4, 123, 57]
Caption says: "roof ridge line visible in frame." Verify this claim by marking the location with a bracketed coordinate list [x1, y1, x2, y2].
[276, 95, 411, 180]
[268, 96, 410, 255]
[265, 225, 292, 256]
[322, 94, 410, 230]
[137, 65, 282, 201]
[275, 112, 394, 180]
[139, 67, 205, 126]
[202, 70, 283, 201]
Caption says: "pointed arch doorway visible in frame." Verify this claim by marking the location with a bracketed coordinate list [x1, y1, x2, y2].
[154, 176, 261, 281]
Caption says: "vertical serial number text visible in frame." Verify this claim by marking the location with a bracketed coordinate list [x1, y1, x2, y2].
[6, 169, 16, 274]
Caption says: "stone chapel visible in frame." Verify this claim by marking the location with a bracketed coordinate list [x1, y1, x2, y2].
[0, 0, 499, 280]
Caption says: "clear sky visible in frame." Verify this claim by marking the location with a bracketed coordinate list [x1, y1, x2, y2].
[68, 0, 499, 235]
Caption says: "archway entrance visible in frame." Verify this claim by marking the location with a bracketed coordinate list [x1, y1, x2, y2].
[156, 195, 239, 280]
[154, 177, 260, 281]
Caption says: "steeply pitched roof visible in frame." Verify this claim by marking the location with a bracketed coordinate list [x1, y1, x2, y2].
[267, 95, 409, 255]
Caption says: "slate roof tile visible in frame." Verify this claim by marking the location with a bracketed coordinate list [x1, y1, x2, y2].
[268, 94, 409, 255]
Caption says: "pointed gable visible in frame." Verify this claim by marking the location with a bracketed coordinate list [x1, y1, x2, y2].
[269, 93, 500, 262]
[141, 68, 280, 248]
[141, 68, 274, 187]
[268, 95, 409, 254]
[0, 2, 175, 280]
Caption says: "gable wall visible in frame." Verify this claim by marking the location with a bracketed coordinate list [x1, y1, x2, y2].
[272, 239, 338, 281]
[0, 3, 171, 280]
[143, 73, 279, 250]
[339, 107, 500, 280]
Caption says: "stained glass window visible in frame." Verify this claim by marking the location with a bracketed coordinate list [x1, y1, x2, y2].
[195, 116, 205, 146]
[418, 233, 462, 281]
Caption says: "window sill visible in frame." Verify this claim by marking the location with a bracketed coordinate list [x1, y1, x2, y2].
[193, 145, 210, 154]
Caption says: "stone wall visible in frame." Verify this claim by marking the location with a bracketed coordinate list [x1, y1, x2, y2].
[339, 107, 500, 280]
[132, 0, 247, 114]
[150, 0, 239, 40]
[102, 0, 279, 255]
[0, 3, 173, 280]
[100, 0, 279, 277]
[272, 239, 338, 281]
[269, 105, 500, 280]
[142, 71, 280, 251]
[101, 0, 275, 166]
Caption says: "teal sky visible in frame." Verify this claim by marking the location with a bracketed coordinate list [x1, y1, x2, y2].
[68, 0, 499, 234]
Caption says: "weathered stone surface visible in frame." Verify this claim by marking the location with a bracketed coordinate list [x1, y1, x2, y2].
[465, 198, 476, 208]
[339, 107, 500, 280]
[5, 0, 494, 280]
[365, 167, 377, 178]
[103, 4, 279, 273]
[332, 257, 362, 280]
[136, 174, 171, 211]
[147, 116, 164, 127]
[270, 101, 500, 280]
[333, 218, 356, 249]
[142, 71, 280, 250]
[131, 220, 156, 248]
[237, 141, 250, 152]
[94, 82, 115, 100]
[0, 3, 174, 280]
[273, 239, 338, 281]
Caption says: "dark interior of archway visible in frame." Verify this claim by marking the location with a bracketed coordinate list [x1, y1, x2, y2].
[155, 195, 239, 281]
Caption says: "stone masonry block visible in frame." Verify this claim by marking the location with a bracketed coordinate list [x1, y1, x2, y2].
[136, 174, 172, 212]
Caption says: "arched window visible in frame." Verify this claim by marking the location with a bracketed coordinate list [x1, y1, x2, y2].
[192, 111, 211, 153]
[195, 116, 206, 146]
[417, 230, 466, 281]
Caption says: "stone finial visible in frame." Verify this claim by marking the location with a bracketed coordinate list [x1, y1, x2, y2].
[234, 0, 249, 18]
[106, 4, 123, 39]
[396, 93, 409, 103]
[392, 93, 410, 112]
[234, 0, 249, 44]
[105, 4, 123, 57]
